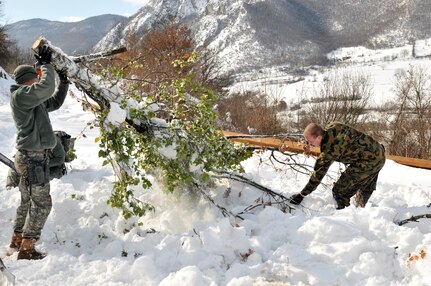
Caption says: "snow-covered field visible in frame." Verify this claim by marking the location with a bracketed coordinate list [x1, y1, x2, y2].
[0, 58, 430, 286]
[230, 42, 431, 109]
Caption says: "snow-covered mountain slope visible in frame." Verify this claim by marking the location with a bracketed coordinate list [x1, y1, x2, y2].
[94, 0, 431, 76]
[6, 15, 126, 55]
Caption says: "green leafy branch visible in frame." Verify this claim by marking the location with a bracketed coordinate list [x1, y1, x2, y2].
[95, 55, 252, 218]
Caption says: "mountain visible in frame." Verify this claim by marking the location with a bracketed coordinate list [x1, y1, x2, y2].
[6, 14, 126, 55]
[94, 0, 431, 77]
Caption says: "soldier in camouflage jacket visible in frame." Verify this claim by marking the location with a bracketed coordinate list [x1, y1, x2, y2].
[289, 122, 386, 209]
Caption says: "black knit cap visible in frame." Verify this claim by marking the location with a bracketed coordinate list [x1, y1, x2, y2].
[13, 65, 38, 84]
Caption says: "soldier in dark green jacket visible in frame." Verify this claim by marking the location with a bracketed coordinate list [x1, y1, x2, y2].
[289, 122, 386, 209]
[8, 46, 69, 260]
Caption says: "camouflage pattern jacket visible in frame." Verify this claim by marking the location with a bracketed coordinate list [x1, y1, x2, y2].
[301, 122, 385, 196]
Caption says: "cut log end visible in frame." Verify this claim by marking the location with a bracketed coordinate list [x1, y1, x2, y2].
[31, 36, 47, 53]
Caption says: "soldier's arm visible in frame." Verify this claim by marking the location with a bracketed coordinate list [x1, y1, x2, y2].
[14, 64, 56, 109]
[300, 154, 333, 196]
[45, 81, 68, 112]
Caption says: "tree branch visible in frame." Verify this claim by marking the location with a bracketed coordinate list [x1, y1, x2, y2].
[397, 214, 431, 226]
[213, 170, 296, 214]
[192, 180, 243, 220]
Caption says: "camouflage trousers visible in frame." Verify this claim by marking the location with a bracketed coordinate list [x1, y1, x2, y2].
[13, 150, 52, 239]
[332, 146, 386, 209]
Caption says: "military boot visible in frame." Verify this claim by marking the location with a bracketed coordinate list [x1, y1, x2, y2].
[9, 231, 23, 250]
[17, 238, 46, 260]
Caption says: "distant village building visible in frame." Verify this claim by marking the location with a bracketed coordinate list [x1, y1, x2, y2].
[413, 38, 431, 58]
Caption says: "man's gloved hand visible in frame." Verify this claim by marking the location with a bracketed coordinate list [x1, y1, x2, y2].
[289, 193, 304, 205]
[34, 45, 52, 65]
[57, 69, 69, 84]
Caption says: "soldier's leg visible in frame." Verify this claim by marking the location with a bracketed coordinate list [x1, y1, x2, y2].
[332, 169, 362, 209]
[13, 151, 31, 233]
[17, 150, 52, 240]
[354, 173, 378, 207]
[13, 180, 31, 232]
[355, 157, 385, 207]
[22, 184, 52, 239]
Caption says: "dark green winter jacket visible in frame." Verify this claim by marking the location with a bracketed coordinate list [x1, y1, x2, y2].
[301, 122, 385, 196]
[10, 64, 68, 151]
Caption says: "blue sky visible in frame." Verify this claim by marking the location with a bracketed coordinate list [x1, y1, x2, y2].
[1, 0, 149, 24]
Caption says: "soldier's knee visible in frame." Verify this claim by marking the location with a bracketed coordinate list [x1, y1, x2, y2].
[30, 185, 52, 205]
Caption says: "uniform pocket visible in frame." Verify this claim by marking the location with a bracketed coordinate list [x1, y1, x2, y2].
[27, 158, 50, 186]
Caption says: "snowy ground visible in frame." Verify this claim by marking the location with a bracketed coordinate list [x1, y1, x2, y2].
[0, 63, 431, 286]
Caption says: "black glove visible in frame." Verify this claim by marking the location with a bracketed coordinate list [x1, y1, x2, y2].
[34, 45, 52, 65]
[57, 69, 69, 84]
[289, 193, 304, 205]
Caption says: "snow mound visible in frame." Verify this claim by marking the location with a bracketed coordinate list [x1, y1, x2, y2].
[0, 66, 14, 104]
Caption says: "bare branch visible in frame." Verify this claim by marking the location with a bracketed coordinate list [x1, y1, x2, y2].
[397, 214, 431, 226]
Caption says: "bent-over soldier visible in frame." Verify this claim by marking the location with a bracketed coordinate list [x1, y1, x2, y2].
[289, 122, 386, 209]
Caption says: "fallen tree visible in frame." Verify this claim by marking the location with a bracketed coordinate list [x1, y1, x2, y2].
[32, 37, 258, 218]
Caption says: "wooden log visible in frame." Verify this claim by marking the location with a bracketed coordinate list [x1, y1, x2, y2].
[223, 131, 431, 170]
[385, 154, 431, 170]
[222, 131, 320, 156]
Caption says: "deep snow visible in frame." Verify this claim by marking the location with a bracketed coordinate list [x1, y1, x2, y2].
[0, 60, 430, 286]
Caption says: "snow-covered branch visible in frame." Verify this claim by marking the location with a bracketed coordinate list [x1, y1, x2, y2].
[33, 36, 252, 218]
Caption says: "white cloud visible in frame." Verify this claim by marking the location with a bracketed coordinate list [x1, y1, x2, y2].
[122, 0, 149, 6]
[60, 16, 84, 23]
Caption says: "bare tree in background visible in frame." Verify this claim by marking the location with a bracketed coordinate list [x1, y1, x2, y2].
[197, 48, 233, 97]
[122, 21, 194, 91]
[387, 65, 431, 159]
[304, 70, 373, 128]
[0, 1, 20, 71]
[217, 90, 286, 135]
